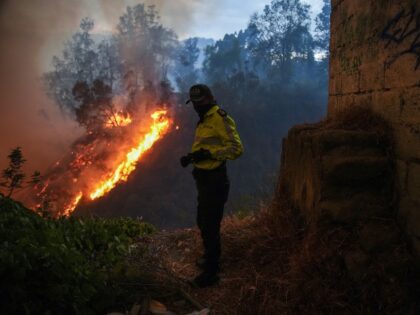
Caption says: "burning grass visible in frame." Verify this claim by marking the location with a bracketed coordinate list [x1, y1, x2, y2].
[30, 109, 172, 217]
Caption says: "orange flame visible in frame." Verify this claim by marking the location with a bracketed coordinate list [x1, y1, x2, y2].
[63, 192, 83, 217]
[58, 110, 170, 215]
[89, 110, 170, 200]
[106, 112, 132, 127]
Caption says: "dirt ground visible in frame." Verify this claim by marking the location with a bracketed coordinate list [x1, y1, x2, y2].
[130, 214, 276, 315]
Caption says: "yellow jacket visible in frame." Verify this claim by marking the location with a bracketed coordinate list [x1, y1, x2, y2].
[192, 105, 243, 170]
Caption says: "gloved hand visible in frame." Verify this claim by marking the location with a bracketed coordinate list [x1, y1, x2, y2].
[191, 148, 212, 162]
[180, 149, 212, 168]
[180, 154, 193, 168]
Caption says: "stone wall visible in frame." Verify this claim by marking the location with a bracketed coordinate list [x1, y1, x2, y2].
[329, 0, 420, 253]
[279, 123, 394, 225]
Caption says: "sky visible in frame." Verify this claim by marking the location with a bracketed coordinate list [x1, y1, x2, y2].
[87, 0, 324, 39]
[38, 0, 324, 69]
[0, 0, 324, 173]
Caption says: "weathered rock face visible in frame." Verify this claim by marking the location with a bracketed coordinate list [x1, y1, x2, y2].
[279, 124, 394, 224]
[277, 107, 414, 283]
[328, 0, 420, 253]
[274, 0, 420, 302]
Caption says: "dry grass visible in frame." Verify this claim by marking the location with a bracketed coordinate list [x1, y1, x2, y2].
[127, 197, 419, 314]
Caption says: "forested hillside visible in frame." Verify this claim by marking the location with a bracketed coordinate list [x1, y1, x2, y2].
[38, 0, 331, 226]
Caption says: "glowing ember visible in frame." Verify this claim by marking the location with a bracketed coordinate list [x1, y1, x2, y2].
[89, 110, 170, 200]
[36, 180, 49, 196]
[63, 192, 83, 216]
[106, 112, 132, 127]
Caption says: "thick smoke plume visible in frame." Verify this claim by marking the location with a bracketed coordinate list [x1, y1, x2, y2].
[0, 0, 200, 173]
[0, 1, 84, 172]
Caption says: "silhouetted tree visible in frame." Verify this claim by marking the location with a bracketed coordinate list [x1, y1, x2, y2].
[117, 4, 178, 88]
[249, 0, 314, 75]
[72, 79, 118, 131]
[174, 38, 200, 93]
[314, 0, 331, 55]
[1, 147, 40, 198]
[97, 38, 121, 90]
[203, 34, 245, 83]
[44, 17, 101, 113]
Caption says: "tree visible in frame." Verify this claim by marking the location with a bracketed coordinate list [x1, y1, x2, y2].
[248, 0, 314, 71]
[72, 79, 119, 131]
[117, 4, 178, 88]
[97, 38, 121, 91]
[173, 38, 200, 93]
[203, 33, 245, 83]
[1, 147, 40, 198]
[44, 17, 103, 113]
[314, 0, 331, 56]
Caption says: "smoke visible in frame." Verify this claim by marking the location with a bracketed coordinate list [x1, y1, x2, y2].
[98, 0, 199, 38]
[0, 0, 213, 174]
[0, 0, 84, 173]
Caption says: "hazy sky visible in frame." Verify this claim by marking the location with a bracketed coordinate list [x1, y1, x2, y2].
[69, 0, 324, 40]
[168, 0, 324, 39]
[38, 0, 324, 70]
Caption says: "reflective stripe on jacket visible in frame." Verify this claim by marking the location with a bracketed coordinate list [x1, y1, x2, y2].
[192, 105, 243, 170]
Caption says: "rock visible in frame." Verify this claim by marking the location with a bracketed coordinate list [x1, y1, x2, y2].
[278, 124, 393, 224]
[319, 194, 389, 223]
[412, 237, 420, 269]
[130, 303, 141, 315]
[150, 299, 166, 312]
[149, 299, 176, 315]
[186, 309, 210, 315]
[358, 222, 400, 252]
[322, 156, 389, 184]
[315, 130, 388, 152]
[344, 248, 369, 280]
[407, 162, 420, 202]
[173, 300, 186, 307]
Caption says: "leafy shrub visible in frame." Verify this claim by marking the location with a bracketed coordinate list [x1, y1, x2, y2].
[0, 196, 155, 314]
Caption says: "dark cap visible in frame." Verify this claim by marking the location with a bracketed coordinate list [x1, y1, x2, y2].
[186, 84, 213, 104]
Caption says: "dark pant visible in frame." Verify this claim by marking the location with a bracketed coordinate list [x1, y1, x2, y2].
[193, 165, 230, 273]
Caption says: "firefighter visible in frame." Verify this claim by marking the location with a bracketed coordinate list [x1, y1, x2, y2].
[180, 84, 243, 287]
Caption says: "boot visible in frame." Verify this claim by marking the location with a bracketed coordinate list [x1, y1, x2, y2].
[196, 257, 221, 273]
[195, 257, 206, 269]
[191, 271, 219, 288]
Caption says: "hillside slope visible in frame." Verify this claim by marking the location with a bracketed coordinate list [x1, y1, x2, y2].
[128, 200, 419, 314]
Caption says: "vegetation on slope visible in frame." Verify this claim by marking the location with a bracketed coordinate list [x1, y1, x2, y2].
[0, 196, 154, 314]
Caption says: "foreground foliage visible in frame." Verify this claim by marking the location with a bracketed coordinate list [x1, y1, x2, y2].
[0, 196, 155, 314]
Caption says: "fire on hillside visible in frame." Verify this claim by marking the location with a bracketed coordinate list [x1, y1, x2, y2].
[30, 108, 172, 217]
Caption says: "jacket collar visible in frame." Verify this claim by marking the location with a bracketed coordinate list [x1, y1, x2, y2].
[204, 105, 219, 118]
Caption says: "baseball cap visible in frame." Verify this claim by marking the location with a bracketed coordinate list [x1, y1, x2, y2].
[185, 84, 213, 104]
